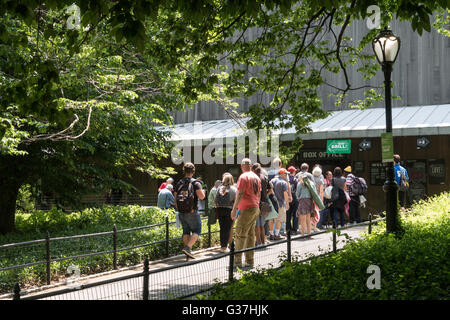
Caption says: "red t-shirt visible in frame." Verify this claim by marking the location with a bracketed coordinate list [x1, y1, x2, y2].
[237, 171, 261, 210]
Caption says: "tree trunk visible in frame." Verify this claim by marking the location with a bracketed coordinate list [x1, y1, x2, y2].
[0, 180, 21, 234]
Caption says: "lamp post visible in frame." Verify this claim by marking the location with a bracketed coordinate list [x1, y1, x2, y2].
[372, 28, 401, 234]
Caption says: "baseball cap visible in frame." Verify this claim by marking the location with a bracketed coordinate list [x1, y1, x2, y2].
[279, 168, 287, 174]
[287, 166, 296, 172]
[241, 158, 252, 165]
[344, 166, 352, 173]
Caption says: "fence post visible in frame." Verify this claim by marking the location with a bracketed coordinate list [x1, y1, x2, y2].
[287, 229, 291, 263]
[368, 213, 373, 234]
[113, 224, 117, 270]
[228, 241, 235, 282]
[142, 258, 149, 300]
[208, 223, 211, 248]
[13, 283, 20, 300]
[165, 216, 169, 257]
[45, 231, 51, 285]
[332, 221, 337, 254]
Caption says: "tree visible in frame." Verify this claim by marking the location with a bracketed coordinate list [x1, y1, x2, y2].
[0, 9, 184, 233]
[1, 1, 448, 233]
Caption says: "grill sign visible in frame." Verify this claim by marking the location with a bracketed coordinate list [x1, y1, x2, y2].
[326, 140, 351, 154]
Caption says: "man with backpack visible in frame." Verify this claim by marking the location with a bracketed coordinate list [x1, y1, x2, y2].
[174, 162, 206, 259]
[344, 166, 368, 224]
[394, 154, 409, 211]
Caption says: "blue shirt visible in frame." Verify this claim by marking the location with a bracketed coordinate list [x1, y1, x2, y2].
[157, 188, 174, 209]
[394, 164, 409, 186]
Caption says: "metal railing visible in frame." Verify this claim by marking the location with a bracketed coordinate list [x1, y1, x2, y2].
[0, 212, 216, 289]
[10, 215, 385, 300]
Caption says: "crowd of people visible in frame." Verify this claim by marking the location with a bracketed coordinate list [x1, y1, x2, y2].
[157, 154, 409, 265]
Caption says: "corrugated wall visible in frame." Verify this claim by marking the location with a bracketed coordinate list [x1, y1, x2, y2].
[172, 18, 450, 124]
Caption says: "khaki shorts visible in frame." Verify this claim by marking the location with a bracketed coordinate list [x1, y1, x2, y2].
[275, 206, 287, 223]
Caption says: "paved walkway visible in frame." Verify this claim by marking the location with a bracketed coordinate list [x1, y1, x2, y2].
[11, 225, 369, 300]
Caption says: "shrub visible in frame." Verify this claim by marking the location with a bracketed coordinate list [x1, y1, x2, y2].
[0, 205, 220, 294]
[207, 192, 450, 300]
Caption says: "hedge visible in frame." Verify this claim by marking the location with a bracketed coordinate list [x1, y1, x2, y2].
[0, 205, 220, 294]
[205, 192, 449, 300]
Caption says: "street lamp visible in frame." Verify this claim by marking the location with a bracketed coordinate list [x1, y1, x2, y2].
[372, 28, 401, 234]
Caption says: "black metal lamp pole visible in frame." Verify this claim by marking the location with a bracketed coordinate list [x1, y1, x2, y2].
[372, 28, 401, 234]
[381, 62, 398, 234]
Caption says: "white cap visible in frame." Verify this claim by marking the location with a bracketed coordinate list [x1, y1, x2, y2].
[166, 184, 173, 190]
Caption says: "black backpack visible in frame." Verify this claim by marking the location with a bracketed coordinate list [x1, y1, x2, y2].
[349, 176, 368, 196]
[215, 186, 232, 208]
[176, 178, 196, 213]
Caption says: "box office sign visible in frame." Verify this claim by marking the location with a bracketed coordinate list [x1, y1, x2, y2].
[326, 140, 351, 154]
[429, 159, 445, 185]
[297, 150, 347, 161]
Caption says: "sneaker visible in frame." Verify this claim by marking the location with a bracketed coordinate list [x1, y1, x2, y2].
[273, 234, 284, 240]
[269, 234, 274, 240]
[219, 248, 229, 253]
[182, 246, 195, 259]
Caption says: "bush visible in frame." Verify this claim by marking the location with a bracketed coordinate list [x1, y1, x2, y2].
[206, 192, 450, 300]
[0, 205, 220, 294]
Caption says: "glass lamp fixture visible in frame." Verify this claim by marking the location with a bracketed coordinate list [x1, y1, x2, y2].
[372, 28, 400, 66]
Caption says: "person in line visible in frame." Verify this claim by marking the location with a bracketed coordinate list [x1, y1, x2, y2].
[157, 184, 175, 209]
[196, 176, 207, 216]
[173, 163, 205, 259]
[393, 154, 410, 211]
[344, 166, 361, 224]
[268, 157, 282, 181]
[215, 174, 236, 253]
[286, 166, 299, 235]
[311, 164, 324, 232]
[317, 170, 333, 229]
[231, 158, 261, 269]
[295, 163, 315, 236]
[331, 167, 347, 227]
[268, 168, 290, 240]
[252, 163, 269, 246]
[208, 180, 222, 217]
[158, 177, 174, 192]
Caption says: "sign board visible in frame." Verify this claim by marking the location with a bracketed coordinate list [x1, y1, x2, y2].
[326, 140, 351, 154]
[381, 132, 394, 163]
[353, 161, 365, 173]
[296, 150, 347, 161]
[429, 159, 445, 185]
[370, 162, 386, 186]
[404, 160, 427, 203]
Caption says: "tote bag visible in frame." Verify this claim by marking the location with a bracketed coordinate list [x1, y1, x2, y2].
[264, 196, 279, 221]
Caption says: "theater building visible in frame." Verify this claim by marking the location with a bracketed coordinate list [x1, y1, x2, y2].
[154, 104, 449, 219]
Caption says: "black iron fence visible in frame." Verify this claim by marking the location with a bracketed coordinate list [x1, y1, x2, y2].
[9, 215, 384, 300]
[0, 214, 217, 290]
